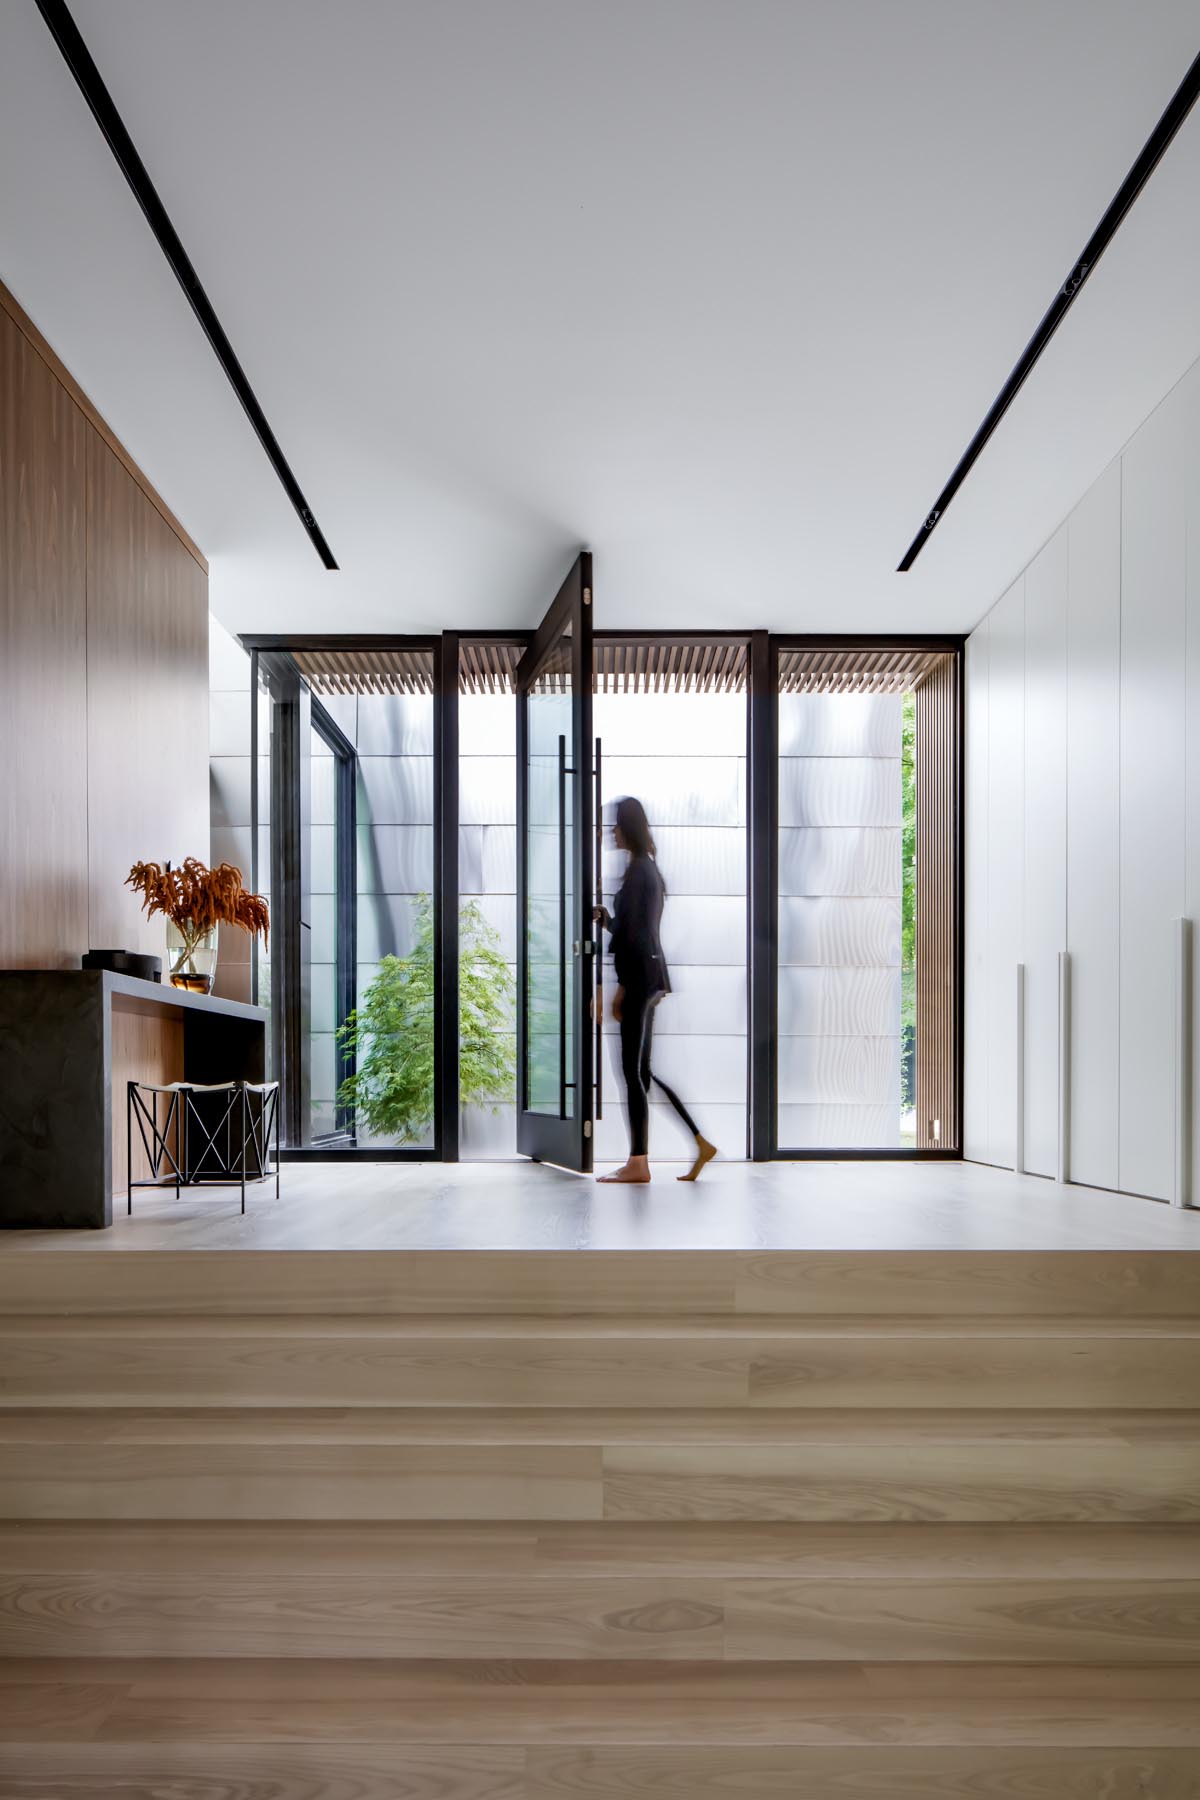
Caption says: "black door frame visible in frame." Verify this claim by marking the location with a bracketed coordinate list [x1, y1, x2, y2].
[514, 554, 595, 1171]
[250, 646, 310, 1147]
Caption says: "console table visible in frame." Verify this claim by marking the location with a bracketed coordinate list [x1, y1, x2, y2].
[0, 970, 268, 1229]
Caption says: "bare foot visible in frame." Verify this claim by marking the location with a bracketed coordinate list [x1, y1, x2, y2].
[597, 1157, 651, 1184]
[677, 1135, 717, 1182]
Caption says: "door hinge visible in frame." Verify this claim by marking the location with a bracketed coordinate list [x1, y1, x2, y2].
[584, 1120, 592, 1138]
[583, 587, 591, 605]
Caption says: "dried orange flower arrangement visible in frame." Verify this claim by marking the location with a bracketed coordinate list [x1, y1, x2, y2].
[126, 857, 270, 984]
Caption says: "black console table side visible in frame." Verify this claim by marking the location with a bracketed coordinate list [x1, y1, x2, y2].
[0, 970, 268, 1229]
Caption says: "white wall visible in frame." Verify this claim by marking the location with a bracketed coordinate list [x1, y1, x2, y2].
[965, 353, 1200, 1202]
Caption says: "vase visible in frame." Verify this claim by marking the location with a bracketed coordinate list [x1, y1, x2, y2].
[166, 921, 218, 994]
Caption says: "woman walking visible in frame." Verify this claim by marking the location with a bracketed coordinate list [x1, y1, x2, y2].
[594, 796, 717, 1184]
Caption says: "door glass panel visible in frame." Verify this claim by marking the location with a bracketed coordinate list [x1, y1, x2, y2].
[771, 647, 959, 1157]
[459, 654, 519, 1158]
[776, 688, 904, 1149]
[256, 647, 443, 1152]
[353, 689, 436, 1148]
[525, 625, 574, 1117]
[594, 682, 747, 1162]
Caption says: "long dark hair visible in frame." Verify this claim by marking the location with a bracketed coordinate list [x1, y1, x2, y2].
[615, 795, 656, 860]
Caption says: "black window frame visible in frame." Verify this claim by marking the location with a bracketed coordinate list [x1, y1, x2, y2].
[245, 633, 447, 1162]
[761, 633, 965, 1162]
[244, 627, 964, 1165]
[309, 693, 357, 1144]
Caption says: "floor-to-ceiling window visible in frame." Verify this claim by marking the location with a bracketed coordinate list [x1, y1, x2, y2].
[594, 639, 749, 1161]
[246, 631, 960, 1162]
[770, 644, 959, 1156]
[454, 635, 753, 1162]
[458, 640, 522, 1157]
[251, 642, 441, 1156]
[776, 680, 905, 1148]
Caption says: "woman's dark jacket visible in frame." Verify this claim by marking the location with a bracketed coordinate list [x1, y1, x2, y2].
[608, 854, 671, 997]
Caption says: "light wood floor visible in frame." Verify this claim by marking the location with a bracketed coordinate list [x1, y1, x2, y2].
[8, 1156, 1200, 1251]
[1, 1232, 1199, 1795]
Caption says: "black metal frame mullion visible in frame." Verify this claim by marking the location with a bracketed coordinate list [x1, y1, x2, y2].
[427, 634, 444, 1162]
[574, 566, 595, 1170]
[953, 645, 967, 1161]
[747, 630, 774, 1161]
[594, 733, 603, 1123]
[516, 668, 530, 1118]
[266, 669, 309, 1148]
[557, 732, 568, 1120]
[310, 695, 357, 1144]
[437, 631, 460, 1161]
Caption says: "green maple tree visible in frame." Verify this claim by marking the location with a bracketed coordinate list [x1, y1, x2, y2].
[336, 893, 514, 1142]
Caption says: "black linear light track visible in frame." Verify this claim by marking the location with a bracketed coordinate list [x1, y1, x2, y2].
[898, 45, 1200, 573]
[36, 0, 338, 570]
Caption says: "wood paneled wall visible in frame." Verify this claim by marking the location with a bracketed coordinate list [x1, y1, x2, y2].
[0, 280, 209, 969]
[0, 303, 89, 966]
[86, 434, 209, 953]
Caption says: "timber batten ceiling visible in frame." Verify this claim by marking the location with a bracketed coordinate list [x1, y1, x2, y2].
[459, 641, 524, 694]
[290, 648, 435, 695]
[286, 641, 955, 698]
[458, 638, 749, 695]
[776, 647, 954, 694]
[595, 639, 747, 694]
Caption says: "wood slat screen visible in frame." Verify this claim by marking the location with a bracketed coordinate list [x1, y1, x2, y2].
[595, 639, 747, 693]
[914, 652, 959, 1150]
[459, 641, 524, 694]
[291, 647, 435, 695]
[777, 646, 947, 693]
[458, 638, 750, 694]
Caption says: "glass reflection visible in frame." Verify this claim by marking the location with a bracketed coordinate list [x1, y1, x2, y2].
[525, 636, 574, 1118]
[775, 686, 907, 1149]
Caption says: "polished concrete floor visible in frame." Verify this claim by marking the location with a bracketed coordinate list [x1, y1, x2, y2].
[12, 1157, 1200, 1251]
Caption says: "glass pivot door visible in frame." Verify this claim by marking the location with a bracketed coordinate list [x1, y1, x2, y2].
[516, 553, 595, 1170]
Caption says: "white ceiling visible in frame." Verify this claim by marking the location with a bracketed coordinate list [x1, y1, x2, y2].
[2, 1, 1199, 638]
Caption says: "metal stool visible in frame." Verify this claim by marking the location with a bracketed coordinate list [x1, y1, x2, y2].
[127, 1079, 281, 1215]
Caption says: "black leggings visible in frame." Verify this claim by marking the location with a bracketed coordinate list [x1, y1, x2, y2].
[620, 988, 700, 1157]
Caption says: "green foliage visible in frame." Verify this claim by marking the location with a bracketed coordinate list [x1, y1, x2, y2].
[336, 893, 515, 1144]
[901, 691, 916, 973]
[900, 690, 917, 1112]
